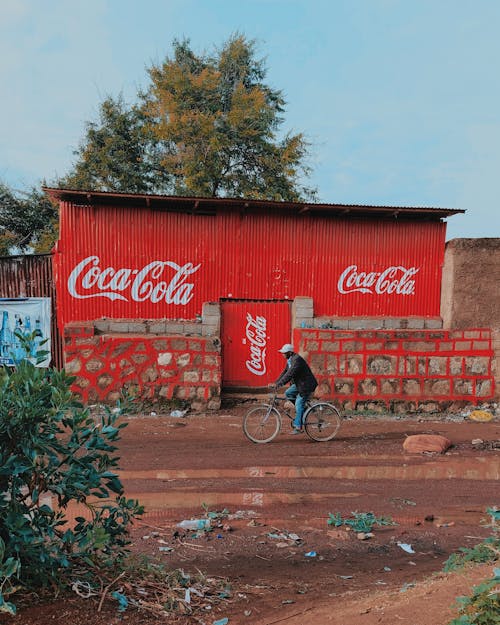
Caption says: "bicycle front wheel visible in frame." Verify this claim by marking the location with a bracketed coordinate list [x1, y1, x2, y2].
[243, 405, 281, 443]
[303, 403, 341, 442]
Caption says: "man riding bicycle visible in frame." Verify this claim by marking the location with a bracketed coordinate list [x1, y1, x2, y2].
[270, 343, 318, 434]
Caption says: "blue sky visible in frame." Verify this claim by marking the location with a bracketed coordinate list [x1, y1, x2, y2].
[1, 0, 499, 240]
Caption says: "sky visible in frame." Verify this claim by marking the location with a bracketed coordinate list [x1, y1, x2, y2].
[1, 0, 499, 240]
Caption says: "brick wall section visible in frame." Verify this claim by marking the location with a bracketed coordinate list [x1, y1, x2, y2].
[64, 323, 221, 410]
[294, 327, 495, 411]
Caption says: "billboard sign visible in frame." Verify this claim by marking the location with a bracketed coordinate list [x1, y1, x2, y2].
[0, 298, 51, 367]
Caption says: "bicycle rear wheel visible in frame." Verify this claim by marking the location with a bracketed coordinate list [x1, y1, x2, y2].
[303, 403, 341, 442]
[243, 405, 281, 443]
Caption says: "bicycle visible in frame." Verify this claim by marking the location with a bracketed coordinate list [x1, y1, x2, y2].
[243, 394, 342, 444]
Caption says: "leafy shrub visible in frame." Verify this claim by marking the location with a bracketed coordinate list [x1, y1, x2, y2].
[0, 342, 143, 614]
[448, 569, 500, 625]
[444, 508, 499, 573]
[327, 511, 396, 533]
[446, 508, 500, 624]
[444, 539, 500, 573]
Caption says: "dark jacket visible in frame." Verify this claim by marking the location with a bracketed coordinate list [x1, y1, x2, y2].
[275, 352, 318, 395]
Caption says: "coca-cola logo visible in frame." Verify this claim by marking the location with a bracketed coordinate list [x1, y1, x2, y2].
[337, 265, 419, 295]
[68, 255, 201, 305]
[245, 313, 267, 376]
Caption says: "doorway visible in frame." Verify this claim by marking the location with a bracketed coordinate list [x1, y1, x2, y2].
[221, 300, 292, 390]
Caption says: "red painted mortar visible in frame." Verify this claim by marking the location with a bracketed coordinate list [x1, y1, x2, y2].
[63, 324, 494, 408]
[294, 327, 495, 406]
[64, 324, 220, 406]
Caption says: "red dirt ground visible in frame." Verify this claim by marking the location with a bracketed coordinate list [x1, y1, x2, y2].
[2, 402, 499, 625]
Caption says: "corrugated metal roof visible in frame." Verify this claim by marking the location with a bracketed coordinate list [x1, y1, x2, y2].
[43, 187, 464, 220]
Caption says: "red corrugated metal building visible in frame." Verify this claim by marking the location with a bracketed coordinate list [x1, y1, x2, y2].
[45, 188, 494, 409]
[50, 190, 454, 323]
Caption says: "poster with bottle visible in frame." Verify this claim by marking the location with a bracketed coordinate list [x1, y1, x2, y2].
[0, 298, 51, 367]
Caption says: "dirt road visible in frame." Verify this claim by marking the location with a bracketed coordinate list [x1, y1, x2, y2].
[5, 405, 500, 625]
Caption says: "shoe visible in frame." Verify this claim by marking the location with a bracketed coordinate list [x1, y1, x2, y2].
[291, 427, 302, 435]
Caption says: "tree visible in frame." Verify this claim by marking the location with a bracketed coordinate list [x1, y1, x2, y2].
[61, 35, 316, 201]
[60, 95, 170, 194]
[142, 35, 316, 200]
[0, 183, 58, 255]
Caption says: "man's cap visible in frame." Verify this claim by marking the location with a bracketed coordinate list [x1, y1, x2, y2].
[278, 343, 294, 353]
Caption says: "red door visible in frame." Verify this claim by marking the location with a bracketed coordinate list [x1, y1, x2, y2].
[222, 300, 291, 389]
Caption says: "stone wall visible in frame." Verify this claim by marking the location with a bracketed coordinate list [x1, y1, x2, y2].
[64, 315, 221, 410]
[441, 238, 500, 399]
[62, 277, 497, 411]
[294, 326, 495, 412]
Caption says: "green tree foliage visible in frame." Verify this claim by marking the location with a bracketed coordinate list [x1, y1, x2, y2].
[0, 183, 58, 255]
[143, 34, 315, 200]
[62, 35, 316, 201]
[0, 338, 143, 614]
[60, 95, 169, 194]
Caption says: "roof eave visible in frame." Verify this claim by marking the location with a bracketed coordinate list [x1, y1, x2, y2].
[42, 188, 465, 219]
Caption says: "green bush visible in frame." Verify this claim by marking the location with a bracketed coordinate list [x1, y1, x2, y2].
[444, 508, 500, 573]
[449, 570, 500, 625]
[0, 343, 143, 614]
[327, 511, 396, 533]
[446, 508, 500, 625]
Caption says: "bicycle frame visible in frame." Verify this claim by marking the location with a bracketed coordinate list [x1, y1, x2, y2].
[267, 394, 294, 419]
[242, 394, 341, 443]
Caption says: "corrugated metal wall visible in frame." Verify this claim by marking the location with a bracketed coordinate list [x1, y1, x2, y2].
[0, 254, 64, 368]
[54, 201, 446, 325]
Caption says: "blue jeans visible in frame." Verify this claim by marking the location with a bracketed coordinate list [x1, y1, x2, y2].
[285, 384, 310, 429]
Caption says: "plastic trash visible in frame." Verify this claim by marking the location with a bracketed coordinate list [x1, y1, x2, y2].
[304, 551, 317, 557]
[177, 518, 211, 530]
[469, 409, 493, 422]
[111, 591, 128, 612]
[213, 619, 229, 625]
[170, 409, 189, 418]
[397, 542, 415, 554]
[357, 532, 374, 540]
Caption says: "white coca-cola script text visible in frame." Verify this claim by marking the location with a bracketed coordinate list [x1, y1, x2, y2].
[245, 313, 267, 376]
[337, 265, 419, 295]
[68, 256, 201, 304]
